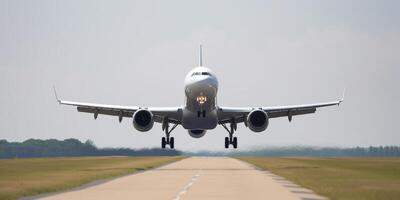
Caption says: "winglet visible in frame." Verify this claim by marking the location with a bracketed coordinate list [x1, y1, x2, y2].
[53, 86, 61, 104]
[199, 44, 203, 66]
[339, 88, 345, 105]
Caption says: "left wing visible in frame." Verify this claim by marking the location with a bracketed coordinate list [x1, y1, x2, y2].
[55, 89, 182, 124]
[218, 94, 344, 124]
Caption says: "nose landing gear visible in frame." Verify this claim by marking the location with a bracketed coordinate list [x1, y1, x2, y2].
[221, 118, 238, 149]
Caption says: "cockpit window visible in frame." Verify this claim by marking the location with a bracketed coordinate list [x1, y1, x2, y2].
[192, 72, 211, 76]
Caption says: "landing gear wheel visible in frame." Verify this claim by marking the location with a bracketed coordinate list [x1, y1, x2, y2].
[162, 119, 178, 149]
[170, 137, 175, 149]
[221, 120, 238, 149]
[233, 137, 238, 149]
[161, 137, 166, 149]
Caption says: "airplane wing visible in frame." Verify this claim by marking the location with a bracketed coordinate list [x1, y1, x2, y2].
[218, 93, 344, 124]
[55, 89, 182, 124]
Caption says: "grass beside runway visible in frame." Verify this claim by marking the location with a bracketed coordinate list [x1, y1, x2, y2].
[0, 156, 183, 200]
[238, 157, 400, 200]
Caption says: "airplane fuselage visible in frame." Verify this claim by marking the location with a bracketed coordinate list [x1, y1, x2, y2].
[182, 66, 219, 131]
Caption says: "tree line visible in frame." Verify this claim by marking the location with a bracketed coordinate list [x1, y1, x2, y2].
[1, 138, 399, 158]
[230, 146, 400, 157]
[187, 146, 400, 157]
[0, 139, 181, 159]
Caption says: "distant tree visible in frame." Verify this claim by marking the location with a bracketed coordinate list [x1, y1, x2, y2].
[0, 138, 181, 158]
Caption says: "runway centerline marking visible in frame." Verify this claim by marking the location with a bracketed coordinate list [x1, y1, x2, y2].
[173, 172, 201, 200]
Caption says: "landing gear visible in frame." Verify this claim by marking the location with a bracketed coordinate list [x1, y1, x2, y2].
[232, 137, 237, 149]
[221, 118, 238, 149]
[161, 137, 167, 148]
[161, 136, 174, 149]
[224, 136, 237, 149]
[170, 137, 175, 149]
[161, 118, 178, 149]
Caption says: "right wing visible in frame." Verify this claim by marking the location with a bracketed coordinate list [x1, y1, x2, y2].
[262, 101, 341, 119]
[55, 89, 182, 124]
[218, 92, 344, 124]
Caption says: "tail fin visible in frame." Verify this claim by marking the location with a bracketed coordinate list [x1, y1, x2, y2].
[199, 45, 203, 66]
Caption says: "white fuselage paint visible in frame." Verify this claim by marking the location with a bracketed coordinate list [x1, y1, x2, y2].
[182, 66, 219, 130]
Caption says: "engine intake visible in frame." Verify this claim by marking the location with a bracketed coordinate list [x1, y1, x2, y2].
[247, 109, 269, 132]
[188, 129, 206, 138]
[133, 109, 154, 132]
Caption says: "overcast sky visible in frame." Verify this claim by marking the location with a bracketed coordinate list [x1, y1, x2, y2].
[0, 0, 399, 151]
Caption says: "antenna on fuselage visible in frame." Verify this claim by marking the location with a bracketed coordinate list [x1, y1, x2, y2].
[199, 45, 203, 66]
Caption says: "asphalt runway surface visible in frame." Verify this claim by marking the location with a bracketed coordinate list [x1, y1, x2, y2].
[39, 157, 326, 200]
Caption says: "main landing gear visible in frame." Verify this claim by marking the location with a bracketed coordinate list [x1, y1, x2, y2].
[221, 118, 238, 149]
[161, 118, 178, 149]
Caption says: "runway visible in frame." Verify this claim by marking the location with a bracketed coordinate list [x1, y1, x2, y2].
[39, 157, 326, 200]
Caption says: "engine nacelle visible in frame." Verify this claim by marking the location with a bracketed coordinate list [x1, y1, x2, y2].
[132, 109, 154, 132]
[188, 129, 206, 138]
[247, 109, 269, 132]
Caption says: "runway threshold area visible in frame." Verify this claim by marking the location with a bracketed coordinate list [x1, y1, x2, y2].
[37, 157, 326, 200]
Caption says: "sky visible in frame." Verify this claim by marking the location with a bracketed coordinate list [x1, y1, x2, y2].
[0, 0, 399, 151]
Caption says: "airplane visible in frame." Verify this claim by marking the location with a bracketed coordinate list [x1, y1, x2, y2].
[55, 45, 344, 149]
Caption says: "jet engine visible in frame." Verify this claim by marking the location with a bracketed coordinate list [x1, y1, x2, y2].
[247, 109, 269, 132]
[188, 129, 206, 138]
[132, 109, 154, 132]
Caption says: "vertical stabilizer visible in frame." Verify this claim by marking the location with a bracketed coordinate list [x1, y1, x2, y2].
[199, 45, 203, 66]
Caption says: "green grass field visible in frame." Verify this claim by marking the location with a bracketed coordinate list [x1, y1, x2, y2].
[238, 157, 400, 200]
[0, 156, 183, 200]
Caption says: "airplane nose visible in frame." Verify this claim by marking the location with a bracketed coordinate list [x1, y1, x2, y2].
[195, 77, 217, 95]
[185, 76, 218, 99]
[198, 76, 217, 89]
